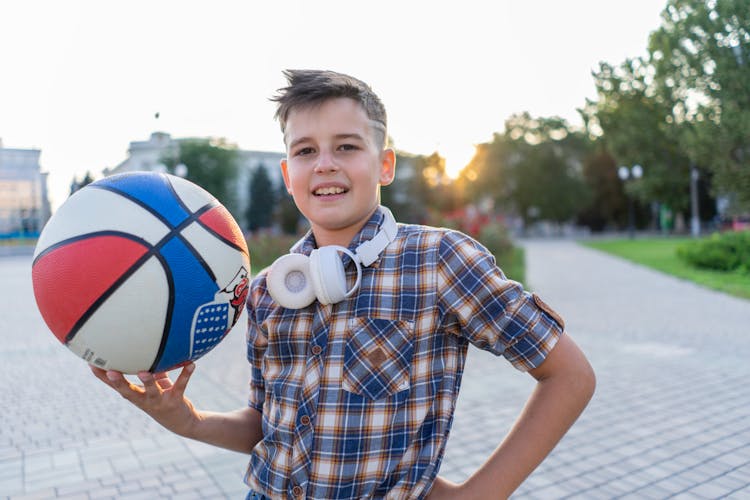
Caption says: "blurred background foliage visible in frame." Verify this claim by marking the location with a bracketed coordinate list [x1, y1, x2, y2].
[135, 0, 750, 281]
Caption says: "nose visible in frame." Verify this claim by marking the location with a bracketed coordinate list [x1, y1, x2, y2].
[313, 151, 338, 174]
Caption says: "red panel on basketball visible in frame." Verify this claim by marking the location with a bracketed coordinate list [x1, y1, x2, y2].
[199, 206, 249, 254]
[32, 235, 149, 342]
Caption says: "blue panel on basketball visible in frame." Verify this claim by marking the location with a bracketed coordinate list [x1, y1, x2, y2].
[153, 235, 219, 372]
[31, 171, 251, 374]
[94, 172, 191, 227]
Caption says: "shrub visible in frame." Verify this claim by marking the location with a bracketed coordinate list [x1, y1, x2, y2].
[246, 233, 301, 274]
[479, 222, 525, 283]
[478, 222, 514, 257]
[677, 231, 750, 273]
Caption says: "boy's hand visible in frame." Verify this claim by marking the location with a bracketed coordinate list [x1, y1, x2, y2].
[90, 363, 199, 437]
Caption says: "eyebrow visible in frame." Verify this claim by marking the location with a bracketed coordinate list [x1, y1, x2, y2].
[288, 133, 366, 150]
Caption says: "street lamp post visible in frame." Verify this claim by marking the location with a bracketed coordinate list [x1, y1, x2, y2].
[689, 164, 700, 237]
[618, 164, 643, 239]
[174, 163, 188, 178]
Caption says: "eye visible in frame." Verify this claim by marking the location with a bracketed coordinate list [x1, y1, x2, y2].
[338, 144, 359, 151]
[294, 147, 315, 157]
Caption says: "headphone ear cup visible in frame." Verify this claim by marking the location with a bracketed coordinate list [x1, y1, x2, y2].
[309, 247, 348, 305]
[266, 253, 316, 309]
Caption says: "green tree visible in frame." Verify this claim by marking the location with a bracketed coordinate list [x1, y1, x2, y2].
[464, 113, 591, 230]
[576, 148, 630, 231]
[381, 150, 458, 225]
[582, 58, 692, 218]
[461, 133, 513, 207]
[246, 163, 276, 232]
[162, 138, 239, 217]
[276, 183, 301, 235]
[648, 0, 750, 212]
[415, 152, 461, 215]
[381, 151, 420, 223]
[70, 171, 95, 195]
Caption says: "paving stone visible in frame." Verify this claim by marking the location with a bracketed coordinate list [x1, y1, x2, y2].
[6, 241, 750, 497]
[0, 476, 23, 495]
[726, 484, 750, 498]
[687, 479, 741, 498]
[88, 490, 120, 500]
[25, 466, 86, 491]
[172, 476, 219, 492]
[7, 488, 58, 500]
[198, 485, 227, 498]
[55, 480, 104, 496]
[117, 490, 163, 500]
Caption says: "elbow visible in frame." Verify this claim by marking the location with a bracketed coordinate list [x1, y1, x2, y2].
[579, 360, 596, 405]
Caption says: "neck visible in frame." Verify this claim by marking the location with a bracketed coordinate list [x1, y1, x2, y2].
[312, 206, 380, 248]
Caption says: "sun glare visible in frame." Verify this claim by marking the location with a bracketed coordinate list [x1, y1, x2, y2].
[441, 144, 477, 179]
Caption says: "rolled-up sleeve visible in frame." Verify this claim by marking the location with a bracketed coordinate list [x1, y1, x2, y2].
[437, 230, 563, 371]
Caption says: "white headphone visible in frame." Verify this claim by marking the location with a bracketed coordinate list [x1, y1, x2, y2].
[267, 207, 398, 309]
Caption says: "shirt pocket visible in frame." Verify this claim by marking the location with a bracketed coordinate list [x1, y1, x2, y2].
[342, 317, 415, 400]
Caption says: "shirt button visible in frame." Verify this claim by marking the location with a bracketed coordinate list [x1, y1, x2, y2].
[311, 345, 322, 355]
[292, 485, 304, 497]
[300, 415, 311, 426]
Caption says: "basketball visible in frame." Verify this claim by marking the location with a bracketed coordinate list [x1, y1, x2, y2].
[31, 172, 250, 374]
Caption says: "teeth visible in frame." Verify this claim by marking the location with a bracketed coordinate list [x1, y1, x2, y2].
[314, 186, 345, 195]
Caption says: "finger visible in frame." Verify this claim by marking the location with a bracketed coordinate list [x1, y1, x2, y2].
[153, 372, 173, 391]
[172, 362, 196, 396]
[105, 370, 145, 399]
[137, 371, 162, 398]
[90, 365, 109, 383]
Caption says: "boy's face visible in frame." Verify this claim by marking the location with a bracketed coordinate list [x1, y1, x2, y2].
[280, 97, 395, 246]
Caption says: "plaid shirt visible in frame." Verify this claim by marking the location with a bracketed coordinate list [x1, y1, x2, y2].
[244, 207, 564, 499]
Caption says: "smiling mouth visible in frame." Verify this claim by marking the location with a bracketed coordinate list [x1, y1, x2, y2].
[313, 186, 348, 196]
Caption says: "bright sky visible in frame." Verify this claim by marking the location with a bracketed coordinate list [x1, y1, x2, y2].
[1, 0, 665, 211]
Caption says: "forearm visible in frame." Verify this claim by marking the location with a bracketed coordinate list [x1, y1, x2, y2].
[462, 336, 595, 499]
[183, 406, 264, 454]
[469, 375, 593, 497]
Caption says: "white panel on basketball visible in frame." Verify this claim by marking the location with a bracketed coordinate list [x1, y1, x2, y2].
[181, 221, 247, 287]
[33, 188, 171, 259]
[168, 175, 214, 212]
[67, 256, 169, 373]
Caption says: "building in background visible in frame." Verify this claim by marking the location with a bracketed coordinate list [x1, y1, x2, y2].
[104, 132, 284, 229]
[0, 139, 51, 237]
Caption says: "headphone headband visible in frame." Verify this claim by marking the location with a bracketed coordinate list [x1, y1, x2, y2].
[354, 207, 398, 266]
[267, 207, 398, 309]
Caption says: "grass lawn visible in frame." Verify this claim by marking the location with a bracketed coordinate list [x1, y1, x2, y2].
[583, 237, 750, 300]
[498, 246, 525, 287]
[0, 237, 37, 246]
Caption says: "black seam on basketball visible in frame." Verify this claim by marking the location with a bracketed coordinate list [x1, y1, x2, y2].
[61, 203, 222, 349]
[164, 174, 197, 217]
[172, 204, 218, 283]
[32, 231, 153, 267]
[89, 182, 179, 229]
[148, 251, 175, 373]
[177, 233, 217, 283]
[64, 249, 157, 343]
[63, 221, 187, 343]
[193, 207, 249, 256]
[90, 179, 244, 256]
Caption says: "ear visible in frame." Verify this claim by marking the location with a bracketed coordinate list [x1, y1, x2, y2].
[379, 148, 396, 186]
[280, 158, 293, 194]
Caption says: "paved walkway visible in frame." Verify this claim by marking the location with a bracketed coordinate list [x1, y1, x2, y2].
[444, 240, 750, 499]
[2, 240, 750, 499]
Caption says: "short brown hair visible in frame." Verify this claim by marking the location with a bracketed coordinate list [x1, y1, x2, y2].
[271, 69, 388, 148]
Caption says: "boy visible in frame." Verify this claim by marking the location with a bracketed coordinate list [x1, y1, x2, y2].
[93, 69, 595, 499]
